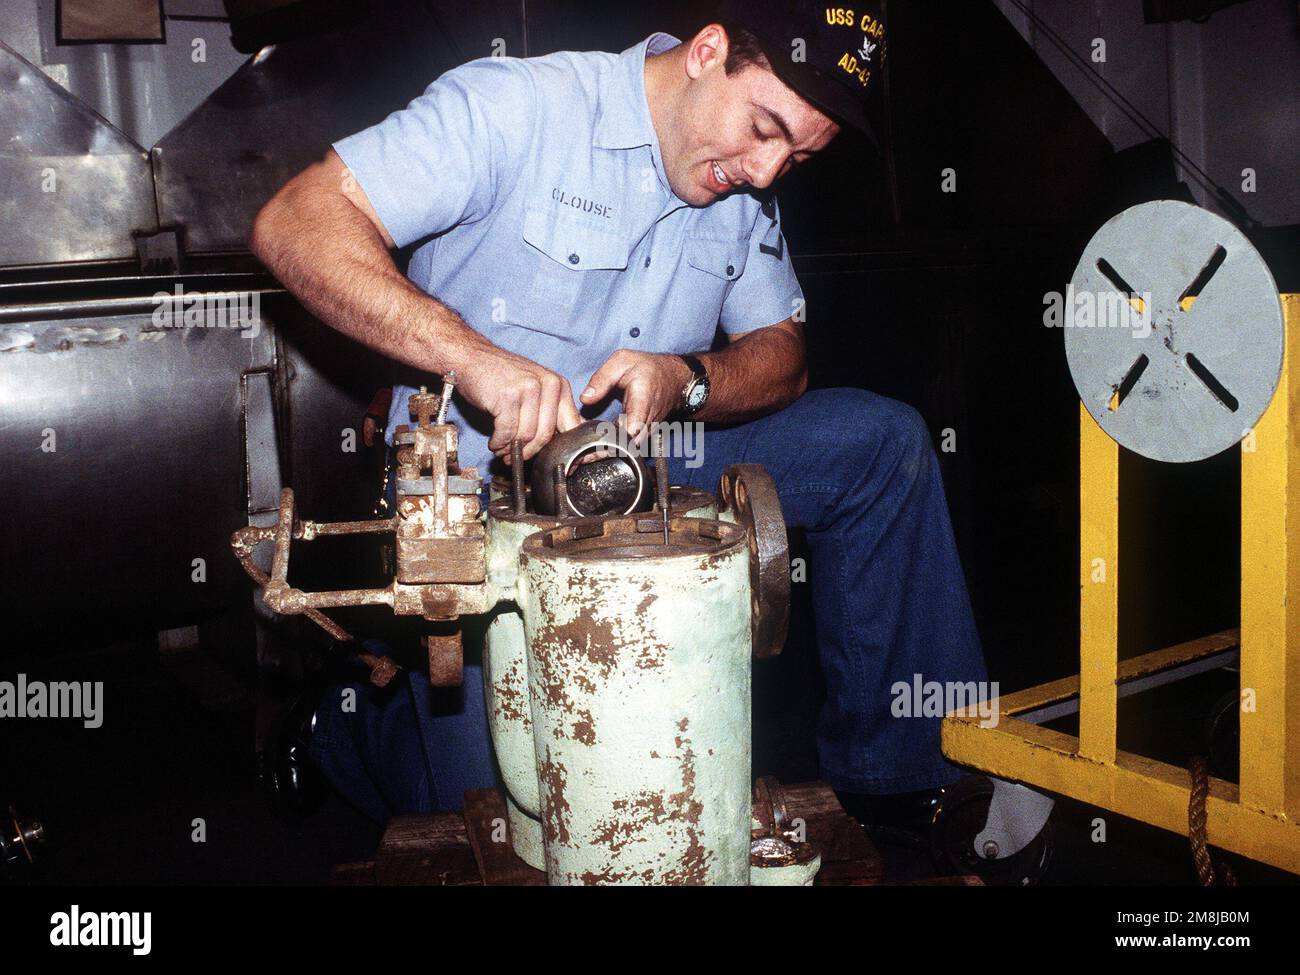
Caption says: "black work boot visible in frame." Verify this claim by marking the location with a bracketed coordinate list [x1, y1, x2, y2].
[259, 684, 328, 817]
[836, 787, 945, 849]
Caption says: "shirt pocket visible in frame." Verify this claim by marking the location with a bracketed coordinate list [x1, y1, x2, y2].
[674, 234, 750, 338]
[514, 207, 631, 344]
[684, 234, 749, 283]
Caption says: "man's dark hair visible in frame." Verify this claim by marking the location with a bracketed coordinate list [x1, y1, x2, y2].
[718, 21, 771, 75]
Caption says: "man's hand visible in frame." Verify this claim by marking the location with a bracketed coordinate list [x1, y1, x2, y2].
[580, 350, 691, 443]
[455, 346, 584, 462]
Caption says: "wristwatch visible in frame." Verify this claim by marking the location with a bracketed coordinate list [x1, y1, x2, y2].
[679, 354, 710, 416]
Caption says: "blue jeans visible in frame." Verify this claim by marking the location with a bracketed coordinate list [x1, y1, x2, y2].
[309, 644, 496, 820]
[310, 388, 986, 819]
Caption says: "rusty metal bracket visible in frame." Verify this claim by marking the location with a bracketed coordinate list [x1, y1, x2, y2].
[717, 465, 790, 659]
[228, 488, 400, 686]
[230, 487, 402, 686]
[232, 377, 488, 690]
[232, 487, 399, 627]
[424, 625, 464, 688]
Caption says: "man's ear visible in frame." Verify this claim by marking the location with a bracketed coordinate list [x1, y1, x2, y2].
[685, 23, 728, 80]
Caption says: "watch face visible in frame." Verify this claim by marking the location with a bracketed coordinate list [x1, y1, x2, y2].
[686, 382, 707, 408]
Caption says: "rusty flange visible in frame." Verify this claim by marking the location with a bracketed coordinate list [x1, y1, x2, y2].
[717, 464, 789, 659]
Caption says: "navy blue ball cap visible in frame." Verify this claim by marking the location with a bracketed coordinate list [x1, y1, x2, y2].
[716, 1, 888, 149]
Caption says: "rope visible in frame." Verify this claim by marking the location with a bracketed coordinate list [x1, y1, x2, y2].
[1187, 756, 1237, 886]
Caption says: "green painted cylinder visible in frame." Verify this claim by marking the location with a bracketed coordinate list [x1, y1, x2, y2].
[519, 516, 753, 885]
[483, 506, 559, 870]
[482, 491, 719, 873]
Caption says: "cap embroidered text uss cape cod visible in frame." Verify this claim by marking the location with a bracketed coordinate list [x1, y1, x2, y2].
[719, 1, 889, 148]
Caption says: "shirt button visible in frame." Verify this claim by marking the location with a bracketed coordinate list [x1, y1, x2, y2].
[726, 264, 735, 276]
[644, 256, 651, 268]
[568, 253, 580, 265]
[629, 327, 641, 338]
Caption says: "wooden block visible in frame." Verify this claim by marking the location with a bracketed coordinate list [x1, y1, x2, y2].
[374, 812, 482, 886]
[463, 789, 546, 886]
[781, 780, 884, 884]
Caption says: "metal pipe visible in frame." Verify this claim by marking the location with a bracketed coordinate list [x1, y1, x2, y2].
[299, 516, 397, 539]
[0, 288, 283, 323]
[511, 439, 526, 516]
[437, 370, 456, 425]
[297, 587, 395, 609]
[230, 525, 355, 643]
[655, 431, 670, 544]
[269, 488, 295, 587]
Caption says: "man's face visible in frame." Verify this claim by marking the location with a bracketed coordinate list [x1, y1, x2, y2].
[660, 27, 841, 207]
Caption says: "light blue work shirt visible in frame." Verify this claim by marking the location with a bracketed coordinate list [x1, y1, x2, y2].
[333, 32, 803, 479]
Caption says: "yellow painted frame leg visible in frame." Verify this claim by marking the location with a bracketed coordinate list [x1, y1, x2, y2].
[1240, 293, 1299, 820]
[1079, 403, 1118, 764]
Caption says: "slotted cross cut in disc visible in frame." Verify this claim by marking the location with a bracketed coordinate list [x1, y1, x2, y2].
[1065, 200, 1284, 463]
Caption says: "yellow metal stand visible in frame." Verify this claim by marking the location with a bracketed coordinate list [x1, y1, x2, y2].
[942, 294, 1300, 873]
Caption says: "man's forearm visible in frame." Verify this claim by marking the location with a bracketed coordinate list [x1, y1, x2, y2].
[690, 323, 809, 424]
[250, 154, 586, 458]
[249, 160, 491, 377]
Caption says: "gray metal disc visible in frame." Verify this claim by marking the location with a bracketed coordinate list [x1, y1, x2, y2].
[1065, 200, 1284, 463]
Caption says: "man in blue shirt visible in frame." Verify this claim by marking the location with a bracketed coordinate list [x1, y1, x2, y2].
[252, 2, 985, 831]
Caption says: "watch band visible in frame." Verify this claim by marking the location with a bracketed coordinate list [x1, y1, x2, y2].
[679, 354, 709, 416]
